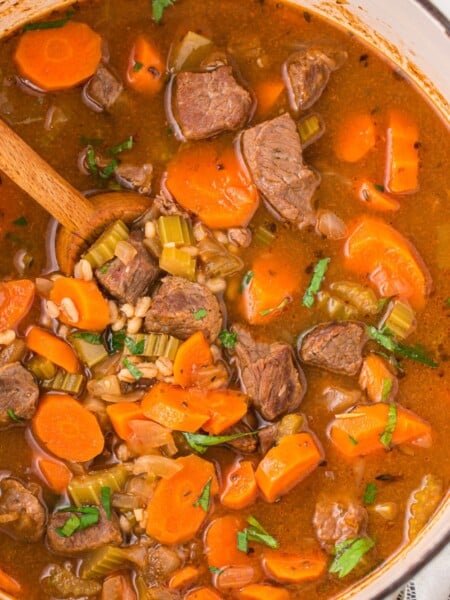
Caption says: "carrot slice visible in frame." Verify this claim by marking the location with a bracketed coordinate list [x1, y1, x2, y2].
[33, 393, 104, 462]
[254, 80, 285, 118]
[141, 381, 210, 432]
[329, 403, 432, 457]
[37, 457, 72, 494]
[334, 112, 376, 162]
[185, 588, 222, 600]
[356, 179, 400, 212]
[26, 326, 80, 374]
[204, 515, 254, 569]
[221, 460, 258, 510]
[173, 331, 213, 387]
[106, 402, 147, 440]
[14, 21, 102, 91]
[126, 35, 165, 94]
[169, 566, 200, 590]
[49, 277, 110, 331]
[237, 584, 291, 600]
[165, 141, 259, 229]
[255, 433, 323, 503]
[0, 279, 35, 330]
[241, 250, 302, 325]
[359, 354, 398, 403]
[0, 567, 21, 595]
[146, 454, 218, 544]
[202, 389, 248, 435]
[385, 109, 419, 193]
[344, 216, 432, 310]
[262, 549, 327, 583]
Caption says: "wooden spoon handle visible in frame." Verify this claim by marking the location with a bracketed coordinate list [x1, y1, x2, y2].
[0, 119, 95, 234]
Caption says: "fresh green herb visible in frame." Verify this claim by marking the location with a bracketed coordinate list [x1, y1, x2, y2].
[56, 515, 81, 537]
[193, 478, 212, 512]
[348, 435, 359, 446]
[366, 326, 438, 368]
[239, 270, 254, 293]
[106, 329, 126, 353]
[381, 378, 393, 402]
[133, 61, 144, 72]
[259, 296, 291, 317]
[182, 431, 256, 455]
[208, 566, 224, 575]
[13, 216, 28, 227]
[7, 409, 23, 423]
[237, 516, 280, 553]
[193, 308, 207, 321]
[100, 486, 111, 520]
[302, 257, 330, 308]
[445, 298, 450, 307]
[218, 329, 238, 349]
[124, 336, 145, 355]
[71, 332, 103, 345]
[373, 350, 404, 374]
[109, 136, 134, 155]
[23, 10, 74, 31]
[152, 0, 176, 23]
[380, 403, 397, 448]
[373, 183, 385, 193]
[329, 537, 375, 578]
[4, 232, 26, 245]
[166, 127, 173, 136]
[99, 264, 109, 274]
[99, 159, 120, 180]
[363, 483, 377, 505]
[56, 506, 100, 537]
[86, 147, 98, 175]
[80, 136, 103, 146]
[122, 358, 143, 381]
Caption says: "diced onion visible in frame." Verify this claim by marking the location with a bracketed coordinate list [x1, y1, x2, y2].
[132, 454, 183, 479]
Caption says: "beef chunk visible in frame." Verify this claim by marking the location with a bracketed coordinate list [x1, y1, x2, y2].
[283, 49, 337, 112]
[47, 506, 121, 555]
[95, 231, 159, 304]
[313, 498, 368, 553]
[222, 421, 258, 454]
[0, 362, 39, 425]
[114, 163, 153, 195]
[144, 545, 182, 583]
[258, 424, 278, 455]
[0, 478, 45, 542]
[172, 66, 252, 140]
[84, 64, 123, 111]
[233, 325, 305, 421]
[298, 321, 366, 376]
[241, 113, 320, 228]
[144, 277, 222, 342]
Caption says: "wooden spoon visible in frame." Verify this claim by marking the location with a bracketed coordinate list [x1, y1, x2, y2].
[0, 118, 151, 273]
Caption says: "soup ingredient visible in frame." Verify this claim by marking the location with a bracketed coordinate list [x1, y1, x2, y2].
[0, 279, 34, 331]
[170, 30, 213, 72]
[254, 79, 285, 118]
[356, 180, 400, 212]
[237, 584, 290, 599]
[262, 549, 327, 583]
[241, 113, 319, 228]
[26, 326, 80, 374]
[41, 565, 101, 598]
[84, 63, 124, 112]
[38, 458, 72, 494]
[0, 478, 45, 542]
[202, 389, 248, 435]
[385, 109, 419, 193]
[146, 454, 218, 544]
[313, 498, 368, 553]
[169, 566, 200, 589]
[152, 0, 176, 23]
[255, 433, 323, 502]
[49, 277, 110, 330]
[344, 216, 431, 310]
[381, 299, 416, 340]
[185, 588, 222, 600]
[126, 35, 165, 94]
[237, 516, 279, 552]
[165, 141, 259, 228]
[159, 245, 197, 280]
[182, 431, 256, 454]
[329, 403, 432, 457]
[14, 21, 102, 91]
[32, 394, 104, 462]
[302, 257, 330, 308]
[205, 514, 255, 569]
[334, 113, 376, 162]
[329, 537, 375, 578]
[101, 572, 136, 599]
[68, 465, 128, 506]
[366, 326, 438, 367]
[358, 354, 398, 403]
[297, 113, 325, 147]
[221, 460, 258, 509]
[0, 567, 21, 595]
[106, 402, 146, 440]
[82, 220, 129, 268]
[363, 483, 377, 505]
[0, 362, 39, 425]
[407, 474, 444, 541]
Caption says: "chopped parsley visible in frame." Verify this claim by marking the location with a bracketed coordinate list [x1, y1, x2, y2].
[99, 159, 120, 180]
[104, 329, 126, 354]
[86, 147, 98, 175]
[259, 296, 291, 317]
[23, 10, 74, 31]
[237, 516, 279, 553]
[239, 270, 254, 293]
[329, 537, 375, 578]
[182, 431, 256, 455]
[109, 136, 134, 155]
[13, 216, 28, 227]
[71, 332, 103, 345]
[99, 263, 109, 274]
[363, 483, 377, 505]
[101, 486, 111, 520]
[380, 403, 397, 448]
[122, 357, 143, 380]
[302, 257, 330, 308]
[133, 61, 144, 72]
[152, 0, 176, 23]
[348, 435, 359, 446]
[366, 325, 438, 368]
[381, 378, 393, 402]
[7, 409, 23, 423]
[373, 183, 385, 192]
[124, 336, 145, 355]
[193, 308, 207, 320]
[193, 478, 212, 512]
[218, 329, 238, 349]
[445, 298, 450, 307]
[56, 506, 100, 537]
[208, 566, 224, 575]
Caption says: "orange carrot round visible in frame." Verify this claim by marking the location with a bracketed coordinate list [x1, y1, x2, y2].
[385, 109, 419, 194]
[106, 402, 147, 440]
[37, 457, 72, 494]
[356, 180, 400, 212]
[0, 567, 21, 595]
[14, 21, 102, 91]
[165, 141, 259, 229]
[33, 394, 104, 462]
[237, 584, 290, 600]
[126, 35, 165, 94]
[26, 326, 80, 374]
[0, 279, 35, 330]
[202, 389, 248, 435]
[204, 514, 254, 569]
[169, 566, 200, 590]
[185, 588, 223, 600]
[334, 112, 376, 162]
[173, 331, 213, 387]
[221, 460, 258, 510]
[262, 549, 327, 583]
[49, 277, 110, 331]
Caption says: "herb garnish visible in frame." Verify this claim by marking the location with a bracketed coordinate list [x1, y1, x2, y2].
[218, 329, 238, 349]
[133, 61, 144, 72]
[109, 136, 134, 155]
[381, 378, 393, 402]
[86, 147, 98, 175]
[348, 435, 359, 446]
[122, 358, 143, 380]
[7, 409, 23, 423]
[71, 332, 103, 345]
[380, 403, 397, 448]
[99, 159, 120, 180]
[124, 336, 145, 355]
[182, 431, 256, 455]
[237, 516, 279, 553]
[259, 296, 291, 317]
[363, 483, 377, 505]
[373, 183, 385, 192]
[329, 537, 375, 578]
[239, 270, 254, 293]
[445, 298, 450, 307]
[101, 486, 111, 520]
[56, 506, 100, 538]
[302, 257, 330, 308]
[193, 478, 212, 512]
[193, 308, 207, 320]
[209, 566, 224, 575]
[366, 325, 438, 368]
[13, 216, 28, 227]
[23, 10, 74, 31]
[152, 0, 176, 23]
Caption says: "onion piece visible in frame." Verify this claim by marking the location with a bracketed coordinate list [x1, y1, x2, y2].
[316, 209, 348, 240]
[132, 454, 183, 479]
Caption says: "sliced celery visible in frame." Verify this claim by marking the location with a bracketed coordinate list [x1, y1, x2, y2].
[170, 31, 214, 71]
[27, 355, 57, 380]
[276, 413, 304, 440]
[298, 113, 324, 147]
[83, 220, 129, 268]
[124, 333, 181, 361]
[81, 545, 130, 579]
[382, 299, 416, 340]
[159, 246, 196, 280]
[68, 465, 129, 506]
[41, 370, 85, 395]
[135, 576, 150, 600]
[330, 281, 379, 315]
[157, 215, 194, 247]
[70, 334, 108, 368]
[316, 290, 358, 320]
[253, 225, 275, 247]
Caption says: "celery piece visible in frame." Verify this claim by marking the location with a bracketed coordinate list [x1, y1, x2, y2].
[157, 215, 194, 247]
[316, 291, 358, 320]
[381, 299, 416, 340]
[68, 465, 129, 507]
[330, 281, 379, 315]
[41, 370, 85, 395]
[27, 355, 57, 380]
[253, 225, 275, 247]
[70, 334, 108, 368]
[159, 246, 196, 280]
[276, 413, 304, 441]
[124, 333, 181, 360]
[298, 113, 324, 147]
[81, 545, 130, 579]
[82, 220, 129, 268]
[170, 31, 214, 71]
[135, 576, 151, 600]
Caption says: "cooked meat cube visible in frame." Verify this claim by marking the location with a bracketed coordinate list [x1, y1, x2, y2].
[313, 498, 368, 553]
[0, 478, 45, 542]
[298, 321, 366, 376]
[114, 163, 153, 195]
[233, 325, 305, 421]
[0, 362, 39, 425]
[143, 545, 182, 583]
[172, 66, 252, 140]
[95, 231, 159, 304]
[84, 63, 123, 111]
[283, 49, 337, 112]
[144, 276, 222, 342]
[42, 565, 101, 598]
[47, 506, 122, 555]
[241, 113, 320, 228]
[153, 193, 189, 218]
[222, 421, 258, 454]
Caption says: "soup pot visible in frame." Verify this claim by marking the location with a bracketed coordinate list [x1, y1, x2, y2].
[0, 0, 448, 598]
